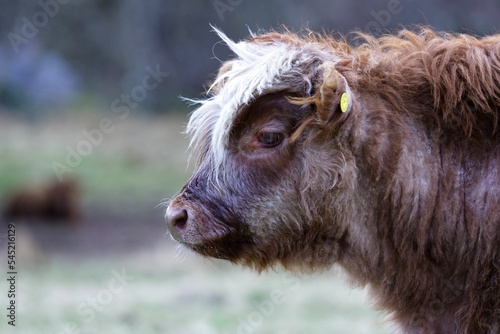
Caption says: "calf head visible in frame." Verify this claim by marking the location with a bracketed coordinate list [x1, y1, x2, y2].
[166, 30, 358, 271]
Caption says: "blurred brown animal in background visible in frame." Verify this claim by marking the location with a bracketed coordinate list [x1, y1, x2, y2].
[4, 179, 80, 223]
[166, 28, 500, 333]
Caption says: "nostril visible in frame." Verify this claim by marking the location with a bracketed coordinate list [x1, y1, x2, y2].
[167, 206, 189, 233]
[173, 209, 188, 229]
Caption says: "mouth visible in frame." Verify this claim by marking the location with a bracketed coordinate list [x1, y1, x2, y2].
[174, 231, 253, 261]
[166, 214, 245, 260]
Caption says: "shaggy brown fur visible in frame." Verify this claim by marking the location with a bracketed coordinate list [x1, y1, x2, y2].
[4, 179, 80, 223]
[166, 28, 500, 333]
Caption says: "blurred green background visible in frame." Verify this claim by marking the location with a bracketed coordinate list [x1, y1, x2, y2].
[0, 1, 498, 333]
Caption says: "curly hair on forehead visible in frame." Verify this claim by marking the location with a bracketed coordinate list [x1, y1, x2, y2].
[191, 27, 499, 164]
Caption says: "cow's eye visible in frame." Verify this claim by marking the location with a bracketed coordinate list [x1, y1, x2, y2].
[257, 131, 284, 148]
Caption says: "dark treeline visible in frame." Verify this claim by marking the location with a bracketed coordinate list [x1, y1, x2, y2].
[1, 0, 498, 115]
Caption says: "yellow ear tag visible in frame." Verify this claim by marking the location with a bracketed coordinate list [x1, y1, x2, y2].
[340, 92, 349, 113]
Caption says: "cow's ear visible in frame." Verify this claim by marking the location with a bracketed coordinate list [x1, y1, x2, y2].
[312, 61, 353, 122]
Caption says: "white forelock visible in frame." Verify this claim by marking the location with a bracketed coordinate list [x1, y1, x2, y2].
[186, 28, 330, 176]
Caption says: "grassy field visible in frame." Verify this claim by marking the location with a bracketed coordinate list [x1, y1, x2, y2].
[0, 114, 392, 334]
[0, 244, 392, 334]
